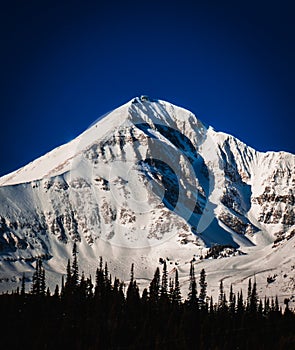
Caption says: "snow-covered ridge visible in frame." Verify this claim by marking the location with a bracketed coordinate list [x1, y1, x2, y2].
[0, 97, 294, 301]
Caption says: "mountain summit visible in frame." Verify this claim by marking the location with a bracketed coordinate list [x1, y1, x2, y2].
[0, 97, 294, 300]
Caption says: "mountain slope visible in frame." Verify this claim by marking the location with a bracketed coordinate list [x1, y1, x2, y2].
[0, 97, 294, 302]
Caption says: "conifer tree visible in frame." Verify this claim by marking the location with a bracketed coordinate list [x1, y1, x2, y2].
[237, 290, 244, 315]
[65, 259, 72, 290]
[188, 261, 198, 306]
[40, 267, 46, 296]
[31, 260, 40, 295]
[264, 296, 270, 315]
[86, 276, 94, 298]
[95, 267, 104, 300]
[130, 263, 134, 283]
[169, 278, 174, 301]
[247, 278, 252, 311]
[229, 284, 235, 315]
[99, 256, 103, 271]
[54, 284, 59, 298]
[79, 271, 87, 300]
[31, 259, 46, 296]
[71, 242, 79, 288]
[142, 288, 149, 304]
[250, 278, 258, 313]
[61, 276, 65, 298]
[209, 296, 214, 314]
[127, 263, 137, 304]
[149, 267, 160, 304]
[218, 280, 224, 308]
[172, 269, 181, 305]
[161, 260, 168, 298]
[199, 268, 207, 307]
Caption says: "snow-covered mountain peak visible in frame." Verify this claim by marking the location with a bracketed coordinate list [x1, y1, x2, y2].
[0, 97, 294, 301]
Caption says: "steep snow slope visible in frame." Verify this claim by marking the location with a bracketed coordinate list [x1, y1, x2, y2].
[0, 97, 294, 302]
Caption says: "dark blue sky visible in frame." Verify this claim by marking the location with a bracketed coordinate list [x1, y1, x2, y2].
[1, 0, 294, 177]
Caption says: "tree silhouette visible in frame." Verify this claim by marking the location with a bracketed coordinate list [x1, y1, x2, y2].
[188, 261, 198, 306]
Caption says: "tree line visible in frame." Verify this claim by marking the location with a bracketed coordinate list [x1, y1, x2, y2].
[0, 243, 294, 349]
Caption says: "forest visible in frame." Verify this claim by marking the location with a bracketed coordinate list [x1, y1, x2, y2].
[0, 243, 294, 350]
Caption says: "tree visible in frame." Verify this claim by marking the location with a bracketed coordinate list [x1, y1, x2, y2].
[199, 268, 207, 308]
[95, 266, 104, 300]
[172, 269, 181, 305]
[161, 261, 168, 299]
[142, 288, 149, 304]
[130, 263, 134, 284]
[250, 278, 258, 313]
[246, 278, 252, 311]
[71, 242, 79, 288]
[86, 276, 94, 298]
[264, 296, 270, 315]
[54, 284, 60, 298]
[218, 280, 227, 311]
[229, 284, 235, 315]
[126, 264, 140, 310]
[236, 290, 244, 315]
[40, 268, 46, 296]
[65, 259, 72, 288]
[59, 276, 65, 299]
[188, 261, 198, 306]
[31, 259, 46, 296]
[149, 267, 160, 305]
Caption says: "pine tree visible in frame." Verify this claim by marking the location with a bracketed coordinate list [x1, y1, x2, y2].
[130, 263, 134, 284]
[188, 261, 198, 306]
[247, 278, 252, 311]
[199, 268, 207, 308]
[209, 296, 214, 314]
[95, 267, 104, 300]
[65, 259, 72, 290]
[229, 284, 235, 315]
[31, 260, 40, 295]
[142, 288, 149, 304]
[54, 284, 59, 298]
[264, 296, 270, 315]
[126, 264, 140, 308]
[86, 276, 94, 298]
[99, 256, 103, 271]
[40, 267, 46, 296]
[31, 259, 46, 296]
[172, 269, 181, 305]
[161, 261, 168, 298]
[237, 290, 244, 315]
[149, 267, 160, 304]
[71, 242, 79, 288]
[79, 271, 87, 300]
[61, 276, 65, 298]
[169, 278, 174, 301]
[250, 278, 258, 313]
[218, 280, 224, 308]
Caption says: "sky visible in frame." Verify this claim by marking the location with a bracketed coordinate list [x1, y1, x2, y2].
[0, 0, 294, 177]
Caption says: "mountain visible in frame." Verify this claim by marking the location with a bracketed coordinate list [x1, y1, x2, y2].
[0, 96, 294, 303]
